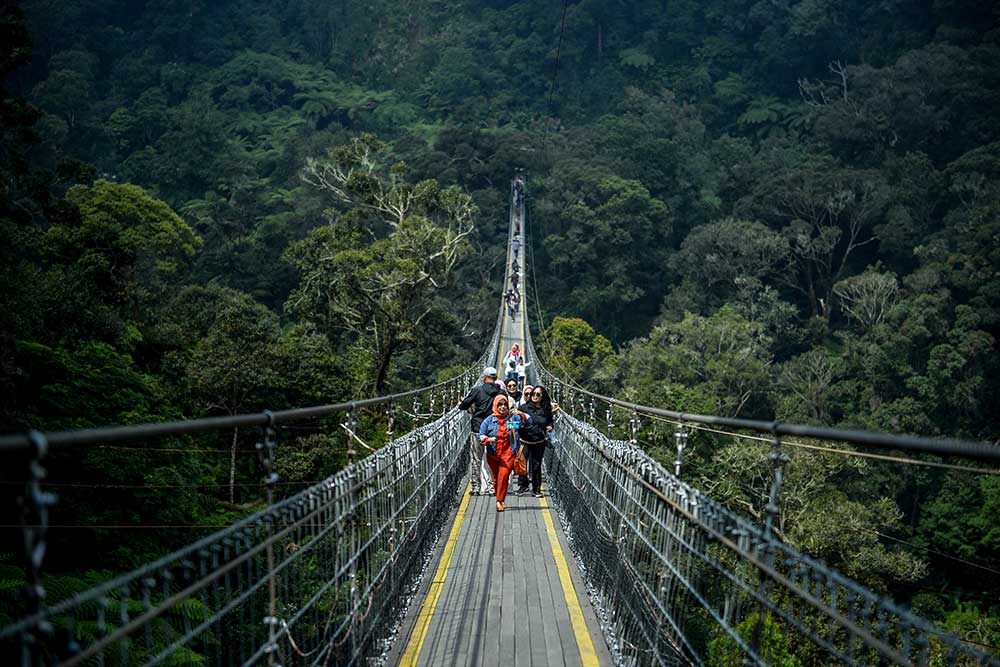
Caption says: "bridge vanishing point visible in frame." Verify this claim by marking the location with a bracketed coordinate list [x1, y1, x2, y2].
[2, 177, 1000, 667]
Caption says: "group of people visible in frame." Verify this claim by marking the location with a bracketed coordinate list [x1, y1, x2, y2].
[505, 287, 520, 321]
[458, 349, 557, 512]
[512, 175, 525, 234]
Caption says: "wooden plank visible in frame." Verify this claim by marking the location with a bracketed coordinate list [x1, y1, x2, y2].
[547, 495, 616, 666]
[499, 504, 516, 666]
[526, 495, 567, 667]
[522, 499, 549, 666]
[445, 495, 494, 667]
[386, 487, 463, 666]
[429, 492, 484, 664]
[481, 508, 504, 667]
[512, 498, 531, 667]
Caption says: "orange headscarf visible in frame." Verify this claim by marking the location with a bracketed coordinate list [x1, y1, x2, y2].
[492, 395, 509, 448]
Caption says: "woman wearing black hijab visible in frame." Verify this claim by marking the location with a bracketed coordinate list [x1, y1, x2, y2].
[518, 385, 556, 497]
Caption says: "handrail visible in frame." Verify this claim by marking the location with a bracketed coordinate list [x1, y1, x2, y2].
[533, 372, 1000, 463]
[0, 357, 488, 452]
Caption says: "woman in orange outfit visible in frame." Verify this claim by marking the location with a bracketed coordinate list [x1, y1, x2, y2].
[478, 395, 530, 511]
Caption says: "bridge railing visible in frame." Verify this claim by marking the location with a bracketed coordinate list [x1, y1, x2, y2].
[0, 358, 493, 666]
[524, 334, 1000, 667]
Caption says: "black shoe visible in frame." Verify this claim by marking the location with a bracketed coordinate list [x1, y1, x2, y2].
[533, 491, 543, 498]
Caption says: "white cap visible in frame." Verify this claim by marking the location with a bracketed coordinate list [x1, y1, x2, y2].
[483, 366, 498, 377]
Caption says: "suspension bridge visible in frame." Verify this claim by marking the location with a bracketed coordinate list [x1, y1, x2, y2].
[2, 177, 1000, 667]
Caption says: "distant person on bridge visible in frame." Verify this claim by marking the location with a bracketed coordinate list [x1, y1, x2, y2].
[458, 366, 503, 496]
[505, 358, 518, 384]
[511, 233, 521, 261]
[518, 386, 556, 498]
[516, 358, 530, 388]
[479, 395, 530, 511]
[507, 290, 520, 321]
[511, 272, 519, 290]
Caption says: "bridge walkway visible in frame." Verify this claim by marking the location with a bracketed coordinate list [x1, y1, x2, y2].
[387, 177, 612, 666]
[388, 486, 613, 667]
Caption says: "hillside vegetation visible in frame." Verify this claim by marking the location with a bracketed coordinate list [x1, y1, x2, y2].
[0, 0, 998, 652]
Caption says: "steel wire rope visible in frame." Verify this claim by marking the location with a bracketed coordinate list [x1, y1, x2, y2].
[535, 353, 1000, 474]
[536, 359, 1000, 662]
[543, 0, 570, 143]
[0, 480, 325, 489]
[630, 431, 1000, 581]
[632, 410, 1000, 476]
[858, 527, 1000, 578]
[630, 427, 1000, 656]
[256, 411, 467, 663]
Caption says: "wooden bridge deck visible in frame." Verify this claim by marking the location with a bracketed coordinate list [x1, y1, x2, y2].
[388, 485, 613, 667]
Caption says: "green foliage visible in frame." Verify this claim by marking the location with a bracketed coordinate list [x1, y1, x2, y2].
[290, 135, 476, 392]
[622, 306, 773, 418]
[2, 0, 1000, 646]
[540, 317, 614, 389]
[618, 48, 655, 71]
[707, 614, 799, 667]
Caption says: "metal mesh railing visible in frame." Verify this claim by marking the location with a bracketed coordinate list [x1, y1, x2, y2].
[2, 406, 471, 667]
[516, 275, 1000, 667]
[527, 351, 1000, 667]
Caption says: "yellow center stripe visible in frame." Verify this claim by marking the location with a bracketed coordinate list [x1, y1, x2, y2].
[398, 483, 473, 667]
[539, 496, 600, 666]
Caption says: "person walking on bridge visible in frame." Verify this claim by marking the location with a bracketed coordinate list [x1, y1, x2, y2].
[519, 386, 556, 498]
[458, 367, 503, 496]
[513, 384, 533, 494]
[479, 395, 530, 511]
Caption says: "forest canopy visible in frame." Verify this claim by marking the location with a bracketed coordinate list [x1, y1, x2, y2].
[1, 0, 999, 655]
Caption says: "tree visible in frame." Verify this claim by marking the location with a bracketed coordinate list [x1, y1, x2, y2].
[540, 316, 615, 388]
[174, 287, 284, 502]
[776, 349, 843, 424]
[622, 306, 772, 418]
[676, 218, 788, 289]
[707, 613, 799, 667]
[744, 158, 890, 321]
[541, 175, 671, 341]
[45, 180, 201, 333]
[291, 135, 475, 392]
[833, 265, 898, 331]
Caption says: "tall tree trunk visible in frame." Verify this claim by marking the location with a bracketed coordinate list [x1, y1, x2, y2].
[374, 339, 399, 395]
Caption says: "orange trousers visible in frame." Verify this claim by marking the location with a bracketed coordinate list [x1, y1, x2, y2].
[487, 445, 516, 502]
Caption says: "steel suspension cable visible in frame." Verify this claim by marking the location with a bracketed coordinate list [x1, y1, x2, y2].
[636, 411, 1000, 475]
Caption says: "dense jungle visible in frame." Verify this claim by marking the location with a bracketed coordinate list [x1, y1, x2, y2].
[1, 0, 998, 657]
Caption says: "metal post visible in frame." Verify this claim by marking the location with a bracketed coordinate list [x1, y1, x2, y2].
[344, 410, 358, 467]
[605, 407, 614, 437]
[749, 422, 790, 661]
[255, 412, 279, 667]
[629, 410, 640, 446]
[764, 423, 790, 540]
[385, 403, 395, 437]
[674, 425, 688, 478]
[20, 431, 57, 667]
